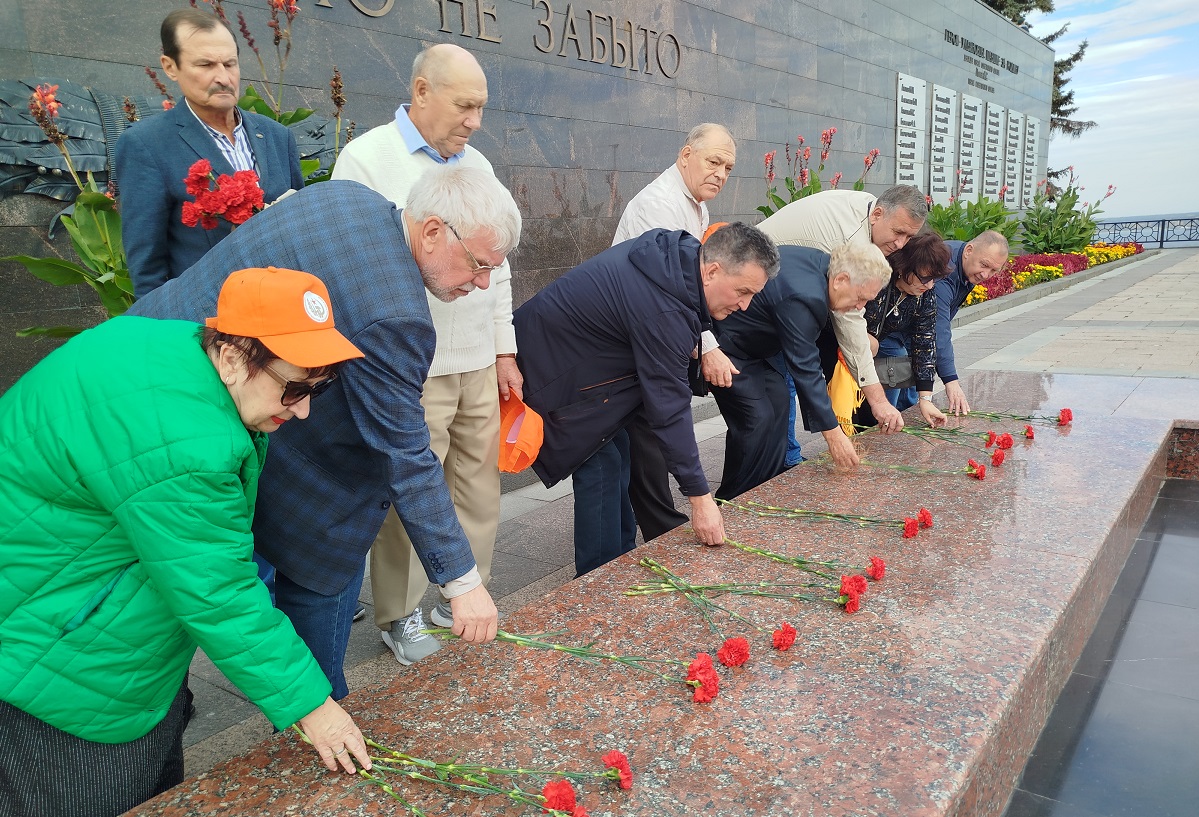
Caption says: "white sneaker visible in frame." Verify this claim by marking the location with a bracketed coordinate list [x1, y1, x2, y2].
[429, 600, 454, 628]
[380, 608, 441, 666]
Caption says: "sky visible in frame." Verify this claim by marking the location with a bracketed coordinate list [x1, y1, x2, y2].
[1027, 0, 1199, 218]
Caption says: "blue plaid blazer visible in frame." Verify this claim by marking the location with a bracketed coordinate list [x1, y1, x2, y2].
[127, 181, 474, 595]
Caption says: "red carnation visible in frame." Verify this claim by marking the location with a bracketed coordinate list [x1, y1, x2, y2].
[996, 433, 1014, 450]
[985, 430, 997, 447]
[842, 592, 861, 613]
[991, 449, 1005, 466]
[918, 507, 933, 528]
[184, 159, 212, 197]
[572, 806, 590, 817]
[717, 636, 750, 667]
[840, 574, 868, 596]
[1024, 425, 1035, 439]
[602, 750, 633, 789]
[686, 653, 720, 702]
[772, 622, 797, 650]
[866, 556, 886, 580]
[966, 459, 986, 480]
[1059, 408, 1073, 425]
[542, 779, 576, 812]
[903, 517, 918, 538]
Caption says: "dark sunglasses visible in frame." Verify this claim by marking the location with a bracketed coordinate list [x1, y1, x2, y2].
[261, 364, 338, 407]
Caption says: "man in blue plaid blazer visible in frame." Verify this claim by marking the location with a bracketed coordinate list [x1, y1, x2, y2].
[128, 167, 519, 696]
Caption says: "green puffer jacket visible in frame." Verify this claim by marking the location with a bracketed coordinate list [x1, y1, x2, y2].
[0, 317, 331, 743]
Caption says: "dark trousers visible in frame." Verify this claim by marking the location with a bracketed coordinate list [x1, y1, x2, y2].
[572, 429, 637, 577]
[625, 414, 688, 541]
[0, 685, 188, 817]
[712, 355, 792, 500]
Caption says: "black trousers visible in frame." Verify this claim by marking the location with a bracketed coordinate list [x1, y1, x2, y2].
[0, 685, 189, 817]
[626, 413, 689, 541]
[711, 355, 791, 501]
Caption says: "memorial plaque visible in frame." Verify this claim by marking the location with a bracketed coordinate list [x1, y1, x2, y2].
[1004, 110, 1024, 205]
[929, 85, 959, 205]
[958, 139, 981, 197]
[960, 94, 984, 144]
[896, 74, 928, 186]
[983, 102, 1005, 198]
[1023, 116, 1042, 207]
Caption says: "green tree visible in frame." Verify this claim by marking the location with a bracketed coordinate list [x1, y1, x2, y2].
[979, 1, 1097, 139]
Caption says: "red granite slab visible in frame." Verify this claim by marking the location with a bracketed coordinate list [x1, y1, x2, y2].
[127, 372, 1187, 817]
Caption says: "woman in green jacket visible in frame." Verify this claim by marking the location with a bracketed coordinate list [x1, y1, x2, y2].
[0, 267, 371, 817]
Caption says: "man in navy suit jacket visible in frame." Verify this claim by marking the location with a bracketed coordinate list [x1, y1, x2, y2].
[711, 243, 891, 498]
[116, 8, 302, 299]
[128, 167, 520, 697]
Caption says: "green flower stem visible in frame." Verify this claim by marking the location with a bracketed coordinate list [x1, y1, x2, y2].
[720, 498, 904, 529]
[966, 410, 1056, 423]
[364, 739, 619, 785]
[723, 538, 860, 582]
[427, 628, 696, 687]
[360, 763, 572, 816]
[638, 558, 767, 633]
[859, 459, 973, 477]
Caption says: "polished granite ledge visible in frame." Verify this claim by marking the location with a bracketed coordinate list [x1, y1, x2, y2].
[128, 371, 1196, 817]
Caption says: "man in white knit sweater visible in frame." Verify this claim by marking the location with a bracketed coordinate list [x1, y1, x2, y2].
[332, 44, 519, 665]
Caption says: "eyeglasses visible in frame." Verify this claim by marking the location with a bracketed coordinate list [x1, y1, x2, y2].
[911, 269, 943, 284]
[445, 222, 503, 274]
[261, 364, 338, 407]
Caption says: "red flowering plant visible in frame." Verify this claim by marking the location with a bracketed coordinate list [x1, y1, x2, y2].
[3, 83, 133, 336]
[758, 126, 880, 216]
[182, 159, 266, 230]
[966, 459, 987, 480]
[716, 636, 751, 667]
[721, 497, 931, 539]
[991, 449, 1006, 466]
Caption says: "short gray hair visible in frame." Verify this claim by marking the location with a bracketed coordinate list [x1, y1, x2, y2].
[876, 184, 929, 222]
[685, 123, 734, 150]
[405, 165, 522, 255]
[701, 222, 780, 279]
[968, 229, 1009, 256]
[829, 242, 890, 287]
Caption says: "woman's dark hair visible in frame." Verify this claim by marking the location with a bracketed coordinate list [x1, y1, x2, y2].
[888, 228, 952, 283]
[200, 327, 337, 380]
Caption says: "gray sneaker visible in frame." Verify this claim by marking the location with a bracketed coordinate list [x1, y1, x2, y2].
[429, 600, 454, 628]
[380, 608, 441, 666]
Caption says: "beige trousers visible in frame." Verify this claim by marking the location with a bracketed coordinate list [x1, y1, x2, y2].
[370, 365, 500, 628]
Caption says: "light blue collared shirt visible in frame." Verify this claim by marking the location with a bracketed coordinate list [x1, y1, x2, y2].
[185, 99, 256, 173]
[394, 103, 465, 165]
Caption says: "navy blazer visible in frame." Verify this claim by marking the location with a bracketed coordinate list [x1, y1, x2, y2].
[514, 229, 710, 496]
[116, 103, 303, 299]
[126, 181, 475, 596]
[714, 246, 840, 433]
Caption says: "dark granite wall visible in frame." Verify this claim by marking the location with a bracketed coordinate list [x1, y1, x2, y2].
[0, 0, 1052, 390]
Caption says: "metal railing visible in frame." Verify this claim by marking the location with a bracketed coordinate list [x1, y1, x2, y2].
[1093, 217, 1199, 248]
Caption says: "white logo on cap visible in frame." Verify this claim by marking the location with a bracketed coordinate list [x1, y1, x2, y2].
[303, 291, 330, 323]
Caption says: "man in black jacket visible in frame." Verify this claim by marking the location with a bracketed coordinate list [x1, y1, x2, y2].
[514, 224, 779, 576]
[711, 242, 891, 499]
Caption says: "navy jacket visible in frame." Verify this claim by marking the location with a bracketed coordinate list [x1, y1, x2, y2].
[116, 103, 303, 299]
[514, 229, 711, 496]
[127, 181, 474, 596]
[714, 246, 839, 433]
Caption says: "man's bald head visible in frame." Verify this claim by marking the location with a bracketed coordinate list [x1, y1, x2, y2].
[409, 44, 488, 160]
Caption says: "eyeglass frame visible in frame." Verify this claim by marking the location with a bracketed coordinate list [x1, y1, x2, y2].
[260, 363, 339, 407]
[444, 222, 504, 274]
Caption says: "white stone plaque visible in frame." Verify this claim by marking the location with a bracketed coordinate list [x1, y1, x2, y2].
[1023, 116, 1041, 207]
[896, 74, 928, 186]
[983, 103, 1005, 198]
[929, 85, 959, 205]
[959, 94, 983, 144]
[958, 139, 980, 197]
[1004, 110, 1024, 205]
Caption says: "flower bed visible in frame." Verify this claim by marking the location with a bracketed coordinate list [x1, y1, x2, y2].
[963, 242, 1143, 306]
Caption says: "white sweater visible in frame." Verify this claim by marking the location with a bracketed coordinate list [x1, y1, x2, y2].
[331, 120, 517, 377]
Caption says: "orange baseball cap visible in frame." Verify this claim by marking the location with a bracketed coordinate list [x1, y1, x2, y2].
[205, 267, 364, 368]
[498, 392, 543, 473]
[702, 222, 730, 243]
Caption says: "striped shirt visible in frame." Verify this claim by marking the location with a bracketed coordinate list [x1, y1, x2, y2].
[185, 99, 256, 173]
